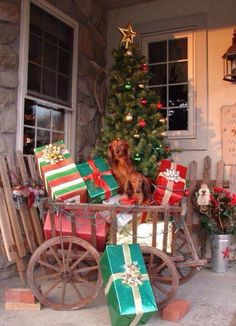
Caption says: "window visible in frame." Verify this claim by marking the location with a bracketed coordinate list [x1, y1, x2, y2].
[17, 0, 78, 156]
[142, 29, 194, 138]
[139, 14, 207, 150]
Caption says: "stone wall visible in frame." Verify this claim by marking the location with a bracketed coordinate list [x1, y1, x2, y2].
[0, 0, 20, 154]
[0, 0, 107, 159]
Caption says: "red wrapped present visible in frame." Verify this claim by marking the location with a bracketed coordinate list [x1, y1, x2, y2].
[153, 160, 187, 205]
[43, 210, 108, 251]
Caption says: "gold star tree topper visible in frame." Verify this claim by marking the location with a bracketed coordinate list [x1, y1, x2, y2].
[118, 23, 137, 49]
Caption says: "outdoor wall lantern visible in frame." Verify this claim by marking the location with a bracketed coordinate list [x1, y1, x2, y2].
[223, 29, 236, 82]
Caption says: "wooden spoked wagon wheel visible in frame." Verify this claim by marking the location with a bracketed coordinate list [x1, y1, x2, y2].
[174, 229, 197, 284]
[27, 236, 102, 311]
[141, 246, 179, 308]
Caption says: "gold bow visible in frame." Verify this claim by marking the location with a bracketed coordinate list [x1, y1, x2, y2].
[121, 262, 144, 287]
[42, 144, 65, 163]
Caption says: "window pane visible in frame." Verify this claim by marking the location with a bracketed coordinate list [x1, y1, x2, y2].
[169, 38, 187, 61]
[168, 107, 188, 130]
[42, 68, 56, 98]
[37, 105, 51, 129]
[28, 3, 73, 104]
[52, 109, 64, 131]
[52, 132, 64, 143]
[58, 49, 70, 75]
[169, 62, 187, 84]
[28, 63, 41, 92]
[44, 11, 58, 44]
[169, 84, 188, 107]
[24, 99, 36, 126]
[30, 4, 43, 36]
[24, 127, 35, 154]
[152, 86, 167, 107]
[29, 34, 42, 64]
[148, 41, 167, 63]
[58, 22, 73, 50]
[43, 41, 57, 70]
[149, 64, 167, 85]
[57, 75, 70, 102]
[37, 129, 50, 147]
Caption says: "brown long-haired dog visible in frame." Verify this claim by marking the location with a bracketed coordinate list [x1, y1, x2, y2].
[108, 139, 134, 192]
[124, 171, 151, 205]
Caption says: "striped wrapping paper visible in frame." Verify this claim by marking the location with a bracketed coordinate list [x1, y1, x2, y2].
[34, 141, 87, 202]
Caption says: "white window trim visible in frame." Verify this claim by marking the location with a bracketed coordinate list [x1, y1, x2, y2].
[136, 13, 208, 151]
[16, 0, 79, 158]
[142, 29, 194, 139]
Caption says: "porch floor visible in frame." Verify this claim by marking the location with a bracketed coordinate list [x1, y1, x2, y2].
[0, 262, 235, 326]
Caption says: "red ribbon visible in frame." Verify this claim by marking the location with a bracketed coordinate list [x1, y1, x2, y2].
[84, 160, 111, 199]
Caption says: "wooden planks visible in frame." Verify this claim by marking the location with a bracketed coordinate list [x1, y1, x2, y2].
[0, 188, 17, 261]
[0, 156, 26, 257]
[16, 151, 44, 247]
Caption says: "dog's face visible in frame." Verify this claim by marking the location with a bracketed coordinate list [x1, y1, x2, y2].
[108, 139, 130, 160]
[125, 172, 151, 204]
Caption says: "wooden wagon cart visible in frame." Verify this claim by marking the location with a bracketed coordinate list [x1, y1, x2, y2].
[26, 200, 206, 311]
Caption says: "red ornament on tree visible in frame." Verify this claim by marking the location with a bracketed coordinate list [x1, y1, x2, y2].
[156, 101, 163, 109]
[141, 63, 149, 72]
[165, 146, 171, 153]
[138, 119, 146, 128]
[140, 98, 147, 105]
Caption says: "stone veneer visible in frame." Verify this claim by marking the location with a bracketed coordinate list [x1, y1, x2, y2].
[0, 0, 107, 159]
[0, 0, 107, 276]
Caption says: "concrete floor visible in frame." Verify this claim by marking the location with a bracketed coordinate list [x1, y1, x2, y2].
[0, 263, 236, 326]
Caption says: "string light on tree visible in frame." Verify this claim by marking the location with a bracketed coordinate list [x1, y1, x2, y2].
[160, 118, 166, 124]
[126, 49, 133, 56]
[139, 83, 145, 89]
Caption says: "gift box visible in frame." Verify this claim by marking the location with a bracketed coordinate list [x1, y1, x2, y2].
[76, 157, 119, 203]
[153, 160, 187, 206]
[100, 243, 157, 326]
[34, 141, 87, 202]
[103, 194, 133, 229]
[43, 210, 108, 251]
[117, 221, 172, 253]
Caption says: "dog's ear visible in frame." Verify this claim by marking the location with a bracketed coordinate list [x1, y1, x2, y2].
[125, 180, 134, 198]
[107, 143, 114, 163]
[123, 140, 131, 159]
[142, 178, 151, 199]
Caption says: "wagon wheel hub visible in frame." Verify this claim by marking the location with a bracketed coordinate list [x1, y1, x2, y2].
[61, 270, 72, 281]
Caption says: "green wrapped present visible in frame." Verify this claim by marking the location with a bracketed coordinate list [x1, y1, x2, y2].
[100, 244, 158, 326]
[76, 157, 119, 203]
[34, 141, 87, 202]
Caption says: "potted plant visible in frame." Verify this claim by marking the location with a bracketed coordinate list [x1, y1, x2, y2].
[195, 185, 236, 272]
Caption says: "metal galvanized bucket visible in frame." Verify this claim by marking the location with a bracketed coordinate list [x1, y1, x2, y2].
[211, 234, 232, 273]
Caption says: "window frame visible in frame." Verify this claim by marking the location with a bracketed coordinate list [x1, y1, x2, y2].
[138, 13, 208, 151]
[142, 29, 194, 139]
[17, 0, 79, 158]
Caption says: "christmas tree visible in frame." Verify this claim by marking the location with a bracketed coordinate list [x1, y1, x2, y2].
[97, 24, 171, 180]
